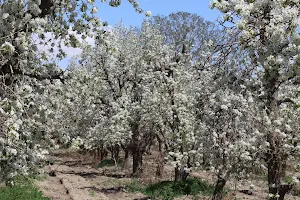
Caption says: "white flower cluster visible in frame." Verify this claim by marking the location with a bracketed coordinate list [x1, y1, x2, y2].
[211, 0, 300, 197]
[71, 137, 84, 149]
[1, 2, 299, 199]
[0, 82, 52, 183]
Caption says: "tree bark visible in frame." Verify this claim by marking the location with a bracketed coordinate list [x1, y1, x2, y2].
[278, 184, 294, 200]
[175, 166, 189, 181]
[156, 141, 165, 178]
[122, 148, 130, 171]
[266, 134, 293, 200]
[175, 167, 181, 181]
[130, 119, 143, 177]
[100, 148, 108, 161]
[132, 148, 143, 177]
[212, 177, 226, 200]
[111, 145, 120, 164]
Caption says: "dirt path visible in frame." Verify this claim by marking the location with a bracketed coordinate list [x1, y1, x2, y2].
[35, 150, 300, 200]
[190, 171, 300, 200]
[35, 150, 145, 200]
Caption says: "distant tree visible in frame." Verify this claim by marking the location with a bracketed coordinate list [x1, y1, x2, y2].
[148, 11, 221, 61]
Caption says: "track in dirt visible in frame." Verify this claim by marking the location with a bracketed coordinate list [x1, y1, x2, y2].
[35, 150, 146, 200]
[35, 150, 300, 200]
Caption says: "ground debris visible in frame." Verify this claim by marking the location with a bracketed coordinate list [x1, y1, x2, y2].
[239, 189, 253, 195]
[134, 197, 157, 200]
[82, 186, 126, 194]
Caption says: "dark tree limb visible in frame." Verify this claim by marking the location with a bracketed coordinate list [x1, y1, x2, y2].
[277, 98, 296, 106]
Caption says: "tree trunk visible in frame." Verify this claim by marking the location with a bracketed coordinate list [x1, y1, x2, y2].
[156, 141, 165, 178]
[267, 150, 281, 200]
[175, 166, 189, 181]
[122, 148, 130, 171]
[146, 139, 153, 155]
[111, 145, 120, 164]
[266, 132, 294, 200]
[90, 148, 96, 160]
[131, 120, 143, 177]
[175, 167, 181, 181]
[132, 148, 143, 177]
[100, 148, 108, 161]
[212, 177, 226, 200]
[278, 184, 294, 200]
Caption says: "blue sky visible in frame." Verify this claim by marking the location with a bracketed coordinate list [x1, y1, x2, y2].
[59, 0, 222, 68]
[96, 0, 221, 26]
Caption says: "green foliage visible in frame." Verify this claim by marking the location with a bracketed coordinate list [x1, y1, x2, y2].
[0, 186, 49, 200]
[283, 175, 293, 184]
[0, 177, 49, 200]
[296, 163, 300, 171]
[127, 178, 143, 192]
[128, 178, 214, 200]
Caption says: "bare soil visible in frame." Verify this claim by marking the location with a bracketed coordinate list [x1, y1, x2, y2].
[35, 149, 300, 200]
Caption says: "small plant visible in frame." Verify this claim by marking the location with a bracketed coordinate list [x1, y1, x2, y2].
[296, 164, 300, 171]
[283, 176, 293, 184]
[127, 178, 145, 193]
[89, 190, 96, 197]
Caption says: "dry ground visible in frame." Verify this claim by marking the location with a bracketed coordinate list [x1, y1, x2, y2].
[35, 149, 300, 200]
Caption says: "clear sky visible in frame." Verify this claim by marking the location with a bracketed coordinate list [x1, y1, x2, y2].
[59, 0, 222, 68]
[96, 0, 221, 26]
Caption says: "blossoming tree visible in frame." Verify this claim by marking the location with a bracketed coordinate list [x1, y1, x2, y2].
[212, 0, 300, 199]
[0, 0, 146, 184]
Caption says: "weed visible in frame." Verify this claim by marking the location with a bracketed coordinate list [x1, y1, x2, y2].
[283, 175, 293, 184]
[89, 189, 96, 197]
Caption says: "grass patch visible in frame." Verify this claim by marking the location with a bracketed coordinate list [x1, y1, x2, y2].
[0, 177, 49, 200]
[0, 185, 49, 200]
[128, 178, 214, 200]
[283, 175, 293, 184]
[97, 159, 123, 168]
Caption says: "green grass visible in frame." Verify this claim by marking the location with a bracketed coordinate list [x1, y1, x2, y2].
[128, 178, 214, 200]
[0, 176, 49, 200]
[283, 175, 293, 184]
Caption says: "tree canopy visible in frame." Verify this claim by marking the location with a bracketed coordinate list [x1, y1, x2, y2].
[0, 1, 300, 200]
